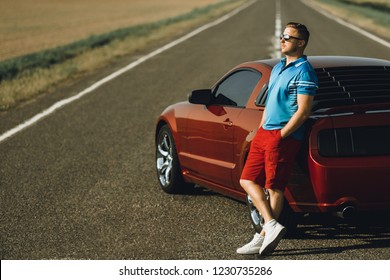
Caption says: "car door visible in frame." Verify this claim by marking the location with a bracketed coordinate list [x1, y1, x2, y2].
[185, 69, 262, 187]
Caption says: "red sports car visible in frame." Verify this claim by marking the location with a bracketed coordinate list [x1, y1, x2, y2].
[155, 56, 390, 231]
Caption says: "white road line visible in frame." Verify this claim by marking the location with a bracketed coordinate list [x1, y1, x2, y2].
[301, 0, 390, 49]
[272, 0, 282, 59]
[0, 0, 258, 144]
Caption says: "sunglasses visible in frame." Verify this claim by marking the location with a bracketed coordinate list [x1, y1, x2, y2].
[280, 34, 303, 41]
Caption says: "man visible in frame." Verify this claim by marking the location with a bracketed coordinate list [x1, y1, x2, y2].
[237, 22, 318, 256]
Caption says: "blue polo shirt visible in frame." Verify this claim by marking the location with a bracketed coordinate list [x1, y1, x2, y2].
[263, 56, 318, 140]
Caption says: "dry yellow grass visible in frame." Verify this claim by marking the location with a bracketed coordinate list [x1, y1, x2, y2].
[0, 0, 246, 110]
[0, 0, 224, 61]
[349, 0, 390, 6]
[305, 0, 390, 42]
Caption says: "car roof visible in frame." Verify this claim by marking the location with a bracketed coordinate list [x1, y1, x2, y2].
[255, 56, 390, 68]
[248, 56, 390, 112]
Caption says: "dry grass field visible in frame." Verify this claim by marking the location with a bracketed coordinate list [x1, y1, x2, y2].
[1, 0, 387, 111]
[306, 0, 390, 42]
[350, 0, 389, 6]
[0, 0, 223, 61]
[0, 0, 246, 110]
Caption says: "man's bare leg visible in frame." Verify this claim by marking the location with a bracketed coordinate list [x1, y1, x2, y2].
[240, 179, 273, 225]
[237, 180, 286, 255]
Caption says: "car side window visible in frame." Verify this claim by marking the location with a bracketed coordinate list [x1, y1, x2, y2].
[254, 82, 268, 106]
[213, 69, 262, 107]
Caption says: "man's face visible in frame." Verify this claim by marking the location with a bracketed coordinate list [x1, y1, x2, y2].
[280, 27, 304, 56]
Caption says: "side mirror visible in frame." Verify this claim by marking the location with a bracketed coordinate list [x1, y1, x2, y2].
[188, 89, 212, 105]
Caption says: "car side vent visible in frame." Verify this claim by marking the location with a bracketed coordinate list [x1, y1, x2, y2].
[312, 66, 390, 111]
[318, 125, 390, 157]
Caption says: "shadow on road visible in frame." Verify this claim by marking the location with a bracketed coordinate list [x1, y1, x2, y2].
[179, 184, 390, 258]
[277, 211, 390, 257]
[296, 211, 390, 238]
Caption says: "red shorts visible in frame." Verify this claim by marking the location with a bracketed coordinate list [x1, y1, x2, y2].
[240, 127, 302, 191]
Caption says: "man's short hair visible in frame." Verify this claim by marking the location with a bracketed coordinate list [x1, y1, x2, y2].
[287, 22, 310, 46]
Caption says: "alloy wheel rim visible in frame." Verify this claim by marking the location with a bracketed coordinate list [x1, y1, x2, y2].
[156, 133, 173, 187]
[247, 195, 263, 227]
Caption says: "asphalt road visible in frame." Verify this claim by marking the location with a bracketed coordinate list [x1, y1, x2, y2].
[1, 0, 389, 260]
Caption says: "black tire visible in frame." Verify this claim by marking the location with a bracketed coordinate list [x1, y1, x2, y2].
[156, 125, 193, 193]
[246, 193, 299, 233]
[278, 201, 300, 235]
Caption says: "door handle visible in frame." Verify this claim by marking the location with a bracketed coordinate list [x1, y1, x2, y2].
[223, 118, 233, 127]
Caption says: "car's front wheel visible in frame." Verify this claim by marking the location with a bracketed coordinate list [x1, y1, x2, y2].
[156, 124, 193, 193]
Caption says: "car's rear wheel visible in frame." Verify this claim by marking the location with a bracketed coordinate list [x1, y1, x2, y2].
[156, 125, 193, 193]
[246, 193, 299, 234]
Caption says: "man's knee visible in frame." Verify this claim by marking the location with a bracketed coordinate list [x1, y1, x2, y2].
[240, 179, 253, 190]
[240, 179, 248, 187]
[267, 188, 284, 197]
[240, 179, 263, 195]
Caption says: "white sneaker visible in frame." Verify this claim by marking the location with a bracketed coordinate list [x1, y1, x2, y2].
[259, 219, 286, 256]
[236, 233, 264, 254]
